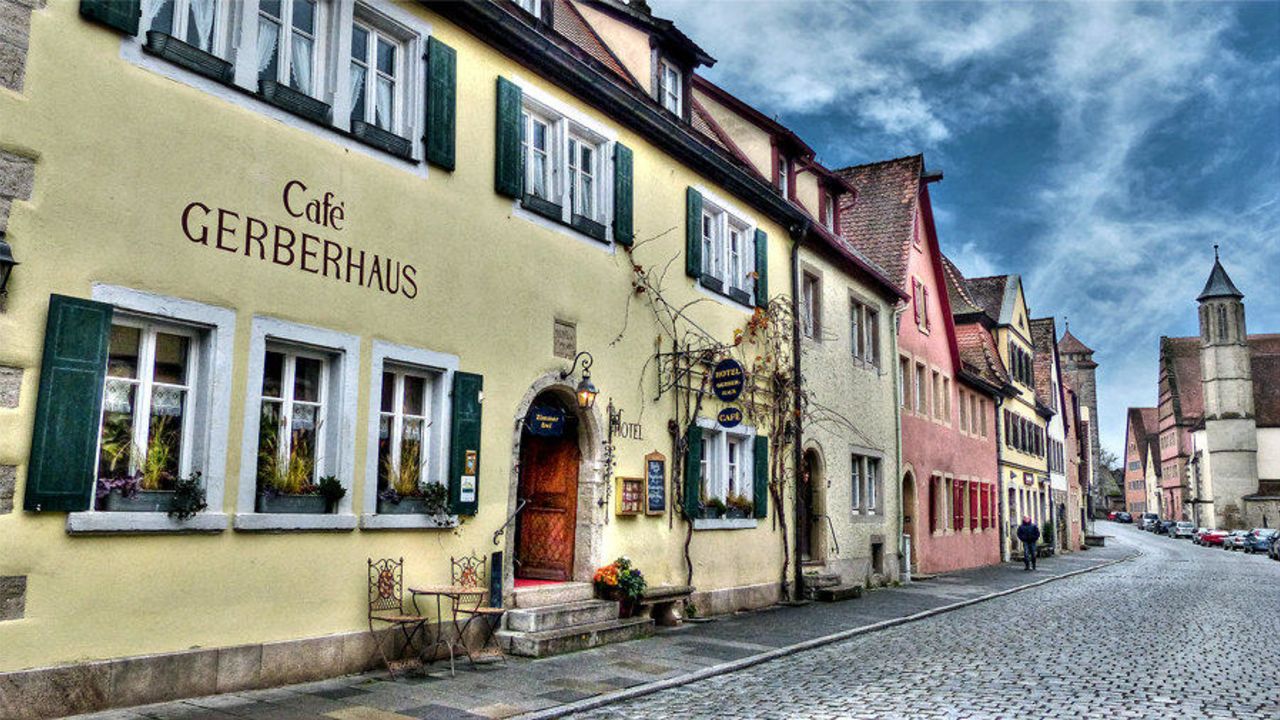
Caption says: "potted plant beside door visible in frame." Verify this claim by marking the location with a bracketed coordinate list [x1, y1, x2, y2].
[593, 557, 647, 619]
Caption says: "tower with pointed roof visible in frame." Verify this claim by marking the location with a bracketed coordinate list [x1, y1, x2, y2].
[1197, 247, 1258, 526]
[1059, 321, 1102, 516]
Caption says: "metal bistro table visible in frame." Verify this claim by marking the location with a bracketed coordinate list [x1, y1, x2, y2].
[408, 584, 481, 675]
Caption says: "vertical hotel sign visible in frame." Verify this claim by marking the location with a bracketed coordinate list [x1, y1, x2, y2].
[180, 180, 419, 299]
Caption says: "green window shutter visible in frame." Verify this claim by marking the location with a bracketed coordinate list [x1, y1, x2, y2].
[685, 187, 702, 278]
[81, 0, 140, 35]
[494, 77, 523, 198]
[753, 434, 769, 519]
[448, 371, 484, 515]
[25, 295, 114, 512]
[754, 228, 769, 309]
[683, 426, 702, 519]
[425, 37, 457, 171]
[613, 143, 634, 245]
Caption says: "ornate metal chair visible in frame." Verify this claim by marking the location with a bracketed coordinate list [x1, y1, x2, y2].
[451, 554, 507, 663]
[367, 557, 429, 678]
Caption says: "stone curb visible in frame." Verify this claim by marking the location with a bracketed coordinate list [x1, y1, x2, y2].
[516, 550, 1142, 720]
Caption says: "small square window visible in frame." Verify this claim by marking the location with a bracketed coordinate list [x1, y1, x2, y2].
[146, 0, 232, 56]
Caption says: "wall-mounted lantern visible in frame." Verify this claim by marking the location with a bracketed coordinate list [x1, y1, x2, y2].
[0, 232, 18, 298]
[560, 351, 598, 410]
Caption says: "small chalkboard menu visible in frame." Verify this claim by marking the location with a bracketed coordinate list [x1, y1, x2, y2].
[645, 450, 666, 515]
[616, 477, 644, 516]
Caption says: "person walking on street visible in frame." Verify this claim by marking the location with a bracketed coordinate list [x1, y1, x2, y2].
[1016, 516, 1040, 571]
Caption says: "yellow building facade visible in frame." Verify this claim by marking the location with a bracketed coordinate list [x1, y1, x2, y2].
[0, 1, 804, 713]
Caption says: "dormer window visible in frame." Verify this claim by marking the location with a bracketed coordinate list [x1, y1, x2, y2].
[778, 155, 790, 198]
[659, 59, 683, 115]
[822, 190, 836, 230]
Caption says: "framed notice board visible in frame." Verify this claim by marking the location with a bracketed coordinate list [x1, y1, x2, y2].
[645, 451, 666, 515]
[616, 477, 644, 516]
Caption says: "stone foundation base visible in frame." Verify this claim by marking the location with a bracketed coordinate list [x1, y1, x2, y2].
[0, 620, 486, 720]
[689, 581, 782, 617]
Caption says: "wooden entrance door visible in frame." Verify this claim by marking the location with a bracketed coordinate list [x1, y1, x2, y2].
[515, 432, 580, 581]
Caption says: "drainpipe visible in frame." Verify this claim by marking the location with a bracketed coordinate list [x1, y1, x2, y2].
[995, 395, 1009, 563]
[790, 222, 807, 603]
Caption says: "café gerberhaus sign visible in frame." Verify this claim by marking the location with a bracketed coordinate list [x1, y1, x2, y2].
[180, 180, 419, 300]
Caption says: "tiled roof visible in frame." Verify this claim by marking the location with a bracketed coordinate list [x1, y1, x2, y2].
[964, 275, 1009, 324]
[834, 155, 924, 294]
[552, 0, 639, 87]
[955, 322, 1011, 390]
[1161, 336, 1204, 425]
[1160, 334, 1280, 428]
[940, 254, 984, 317]
[1058, 327, 1094, 355]
[1029, 317, 1059, 410]
[1197, 257, 1244, 301]
[1127, 407, 1158, 468]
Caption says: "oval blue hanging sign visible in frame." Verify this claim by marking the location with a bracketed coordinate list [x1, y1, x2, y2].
[527, 405, 566, 437]
[717, 407, 743, 428]
[712, 358, 745, 401]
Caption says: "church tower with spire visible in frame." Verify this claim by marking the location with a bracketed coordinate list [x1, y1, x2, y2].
[1197, 246, 1258, 527]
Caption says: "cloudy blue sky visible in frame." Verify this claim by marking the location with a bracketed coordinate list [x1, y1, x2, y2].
[661, 0, 1280, 460]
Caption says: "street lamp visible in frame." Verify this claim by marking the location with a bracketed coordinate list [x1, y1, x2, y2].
[560, 351, 598, 410]
[0, 232, 18, 298]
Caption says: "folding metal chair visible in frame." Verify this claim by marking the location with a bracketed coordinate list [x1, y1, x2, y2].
[451, 554, 507, 664]
[367, 557, 429, 678]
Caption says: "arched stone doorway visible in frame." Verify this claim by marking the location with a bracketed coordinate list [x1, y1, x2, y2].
[799, 448, 825, 564]
[901, 471, 917, 573]
[503, 373, 606, 593]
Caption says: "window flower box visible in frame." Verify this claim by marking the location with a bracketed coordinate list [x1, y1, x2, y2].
[351, 120, 413, 160]
[143, 31, 234, 83]
[259, 79, 332, 125]
[570, 214, 608, 243]
[255, 493, 328, 514]
[376, 496, 429, 514]
[101, 489, 175, 513]
[522, 194, 563, 223]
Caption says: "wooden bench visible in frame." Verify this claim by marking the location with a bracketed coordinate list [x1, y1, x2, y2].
[637, 585, 695, 627]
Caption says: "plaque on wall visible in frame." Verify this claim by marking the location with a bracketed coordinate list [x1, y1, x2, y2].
[645, 451, 666, 515]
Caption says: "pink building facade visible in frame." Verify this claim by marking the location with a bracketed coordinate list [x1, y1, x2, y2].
[839, 157, 1003, 575]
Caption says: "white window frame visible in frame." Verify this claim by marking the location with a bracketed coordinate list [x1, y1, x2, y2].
[96, 317, 200, 486]
[258, 345, 331, 492]
[362, 340, 459, 530]
[516, 0, 542, 17]
[68, 285, 235, 534]
[522, 108, 557, 203]
[567, 133, 599, 220]
[125, 1, 433, 172]
[851, 450, 883, 517]
[235, 317, 359, 531]
[144, 0, 234, 56]
[822, 190, 836, 230]
[693, 417, 757, 530]
[801, 272, 819, 339]
[513, 85, 617, 242]
[691, 186, 761, 308]
[659, 58, 682, 115]
[850, 454, 861, 513]
[778, 155, 790, 197]
[257, 0, 325, 98]
[349, 18, 407, 134]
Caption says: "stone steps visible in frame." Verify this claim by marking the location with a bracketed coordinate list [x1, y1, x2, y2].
[512, 581, 594, 608]
[813, 584, 863, 602]
[497, 616, 654, 658]
[504, 599, 620, 633]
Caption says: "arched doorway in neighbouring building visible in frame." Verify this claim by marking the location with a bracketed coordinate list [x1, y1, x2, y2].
[799, 448, 825, 564]
[514, 391, 581, 582]
[902, 471, 917, 574]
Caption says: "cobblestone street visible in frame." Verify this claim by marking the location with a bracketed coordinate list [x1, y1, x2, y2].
[572, 525, 1280, 720]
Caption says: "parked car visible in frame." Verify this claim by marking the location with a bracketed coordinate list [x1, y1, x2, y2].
[1243, 529, 1277, 554]
[1270, 534, 1280, 560]
[1201, 529, 1229, 546]
[1140, 513, 1160, 530]
[1114, 511, 1133, 523]
[1155, 520, 1176, 535]
[1192, 527, 1212, 544]
[1173, 521, 1195, 538]
[1225, 530, 1251, 550]
[1108, 511, 1119, 521]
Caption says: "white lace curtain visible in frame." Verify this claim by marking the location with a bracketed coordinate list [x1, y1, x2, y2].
[290, 32, 313, 94]
[257, 16, 280, 76]
[188, 0, 216, 52]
